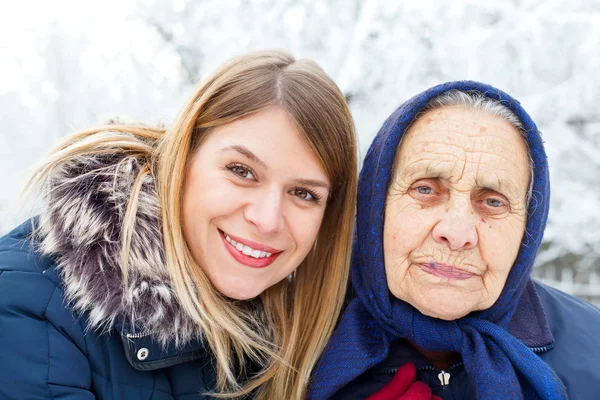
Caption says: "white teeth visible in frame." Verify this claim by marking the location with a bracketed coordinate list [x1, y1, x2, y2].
[224, 232, 275, 258]
[225, 234, 239, 248]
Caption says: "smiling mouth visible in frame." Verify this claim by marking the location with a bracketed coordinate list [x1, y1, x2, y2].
[224, 233, 273, 258]
[418, 261, 475, 280]
[219, 230, 282, 268]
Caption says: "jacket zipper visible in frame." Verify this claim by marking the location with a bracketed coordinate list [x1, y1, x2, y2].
[418, 362, 463, 388]
[124, 331, 153, 339]
[381, 364, 460, 393]
[381, 361, 463, 388]
[530, 344, 553, 354]
[380, 345, 552, 389]
[438, 370, 451, 386]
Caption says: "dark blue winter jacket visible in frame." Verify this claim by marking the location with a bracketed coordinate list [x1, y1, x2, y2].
[0, 148, 238, 399]
[0, 221, 221, 399]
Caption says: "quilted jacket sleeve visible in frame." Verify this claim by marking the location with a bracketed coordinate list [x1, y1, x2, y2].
[0, 250, 95, 399]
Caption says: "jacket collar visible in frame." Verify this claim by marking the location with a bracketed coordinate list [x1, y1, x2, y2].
[120, 330, 207, 371]
[36, 132, 205, 349]
[508, 279, 554, 349]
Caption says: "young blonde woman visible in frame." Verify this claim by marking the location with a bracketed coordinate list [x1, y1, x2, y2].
[0, 50, 357, 399]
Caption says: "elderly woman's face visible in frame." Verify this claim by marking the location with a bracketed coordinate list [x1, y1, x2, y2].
[383, 106, 530, 320]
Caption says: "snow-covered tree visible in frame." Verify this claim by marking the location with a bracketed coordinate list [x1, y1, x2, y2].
[2, 0, 600, 300]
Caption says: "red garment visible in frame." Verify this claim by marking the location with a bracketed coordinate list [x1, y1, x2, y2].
[366, 363, 442, 400]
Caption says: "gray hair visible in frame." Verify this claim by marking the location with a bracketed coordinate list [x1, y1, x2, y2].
[421, 90, 534, 206]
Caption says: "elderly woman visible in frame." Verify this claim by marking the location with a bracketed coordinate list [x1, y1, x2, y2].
[309, 81, 600, 399]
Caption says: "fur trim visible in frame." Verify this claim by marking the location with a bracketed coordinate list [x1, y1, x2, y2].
[37, 132, 202, 345]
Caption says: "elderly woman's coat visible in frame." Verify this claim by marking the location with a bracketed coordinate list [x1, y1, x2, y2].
[0, 146, 225, 399]
[309, 81, 600, 400]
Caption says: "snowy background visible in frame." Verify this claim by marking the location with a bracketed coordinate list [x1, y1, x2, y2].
[2, 0, 600, 302]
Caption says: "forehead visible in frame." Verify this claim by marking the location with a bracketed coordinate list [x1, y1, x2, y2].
[204, 107, 329, 179]
[396, 106, 530, 193]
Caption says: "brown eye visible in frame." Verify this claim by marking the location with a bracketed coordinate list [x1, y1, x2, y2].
[226, 164, 256, 180]
[294, 189, 309, 199]
[289, 187, 321, 203]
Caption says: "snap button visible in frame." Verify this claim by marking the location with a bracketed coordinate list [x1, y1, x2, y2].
[137, 347, 149, 361]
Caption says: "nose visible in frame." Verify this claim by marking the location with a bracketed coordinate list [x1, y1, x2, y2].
[243, 189, 284, 235]
[432, 197, 478, 251]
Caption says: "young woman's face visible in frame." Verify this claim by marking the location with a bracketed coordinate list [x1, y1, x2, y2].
[182, 107, 330, 300]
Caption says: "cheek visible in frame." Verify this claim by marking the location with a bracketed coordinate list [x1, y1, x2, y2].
[384, 201, 434, 258]
[383, 202, 434, 294]
[383, 226, 412, 261]
[181, 176, 203, 240]
[288, 206, 326, 252]
[182, 167, 236, 260]
[479, 216, 526, 275]
[183, 162, 210, 218]
[183, 165, 237, 223]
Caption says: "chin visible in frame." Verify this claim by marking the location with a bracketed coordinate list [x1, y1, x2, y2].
[410, 294, 474, 321]
[225, 292, 260, 301]
[419, 307, 471, 321]
[209, 277, 264, 301]
[221, 285, 263, 300]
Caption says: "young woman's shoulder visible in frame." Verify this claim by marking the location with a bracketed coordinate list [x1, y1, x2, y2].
[0, 220, 63, 292]
[0, 220, 51, 274]
[0, 221, 219, 399]
[0, 221, 94, 399]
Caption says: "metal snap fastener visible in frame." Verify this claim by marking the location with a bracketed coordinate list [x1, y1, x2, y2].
[137, 347, 149, 361]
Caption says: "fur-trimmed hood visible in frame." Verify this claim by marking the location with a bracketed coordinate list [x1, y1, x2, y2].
[37, 131, 202, 346]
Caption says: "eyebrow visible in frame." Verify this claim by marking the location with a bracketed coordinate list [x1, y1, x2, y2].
[475, 177, 520, 199]
[401, 160, 453, 181]
[293, 178, 330, 190]
[221, 145, 330, 190]
[220, 145, 267, 168]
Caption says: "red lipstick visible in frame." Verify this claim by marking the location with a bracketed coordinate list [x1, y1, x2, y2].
[220, 230, 281, 269]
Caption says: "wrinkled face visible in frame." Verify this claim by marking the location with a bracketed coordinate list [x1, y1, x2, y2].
[182, 107, 330, 300]
[383, 106, 530, 320]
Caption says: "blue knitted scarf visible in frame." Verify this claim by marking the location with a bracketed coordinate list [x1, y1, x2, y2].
[309, 81, 567, 399]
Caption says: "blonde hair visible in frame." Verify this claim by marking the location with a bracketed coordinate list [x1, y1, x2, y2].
[26, 50, 357, 399]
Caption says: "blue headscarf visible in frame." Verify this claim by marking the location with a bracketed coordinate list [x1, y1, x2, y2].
[309, 81, 567, 399]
